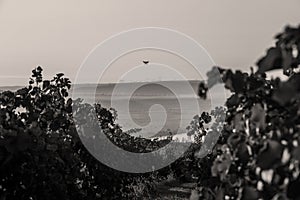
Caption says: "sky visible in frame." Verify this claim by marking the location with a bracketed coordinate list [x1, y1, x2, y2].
[0, 0, 300, 86]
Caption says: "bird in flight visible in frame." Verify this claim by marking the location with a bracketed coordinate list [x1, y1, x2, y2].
[143, 60, 149, 65]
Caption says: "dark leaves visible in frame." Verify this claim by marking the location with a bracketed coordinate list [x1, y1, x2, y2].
[287, 177, 300, 199]
[16, 88, 29, 96]
[211, 149, 232, 180]
[198, 82, 208, 99]
[42, 80, 50, 89]
[257, 25, 300, 75]
[272, 73, 300, 105]
[224, 70, 247, 93]
[50, 119, 61, 131]
[257, 140, 283, 170]
[61, 88, 68, 97]
[29, 78, 34, 85]
[56, 73, 64, 78]
[242, 186, 260, 200]
[272, 82, 297, 106]
[31, 66, 43, 83]
[194, 25, 300, 200]
[250, 103, 266, 130]
[292, 146, 300, 161]
[227, 133, 243, 148]
[256, 47, 283, 73]
[206, 66, 224, 88]
[236, 143, 251, 164]
[201, 112, 212, 124]
[226, 94, 240, 108]
[197, 67, 226, 99]
[46, 144, 58, 152]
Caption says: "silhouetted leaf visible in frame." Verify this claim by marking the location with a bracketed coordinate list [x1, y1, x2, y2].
[43, 80, 50, 89]
[250, 103, 266, 129]
[242, 186, 260, 200]
[257, 140, 283, 170]
[257, 47, 282, 73]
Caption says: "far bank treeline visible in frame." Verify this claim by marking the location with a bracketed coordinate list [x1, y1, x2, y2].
[0, 25, 300, 200]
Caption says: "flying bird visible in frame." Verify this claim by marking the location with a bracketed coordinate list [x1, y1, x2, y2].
[143, 60, 149, 65]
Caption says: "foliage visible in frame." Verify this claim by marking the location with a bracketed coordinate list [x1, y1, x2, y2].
[193, 25, 300, 199]
[0, 67, 168, 200]
[256, 25, 300, 76]
[1, 24, 300, 200]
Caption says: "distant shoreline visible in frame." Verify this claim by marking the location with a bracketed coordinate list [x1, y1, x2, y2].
[0, 80, 201, 92]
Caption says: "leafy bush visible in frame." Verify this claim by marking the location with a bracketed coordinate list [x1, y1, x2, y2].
[0, 67, 168, 199]
[191, 25, 300, 199]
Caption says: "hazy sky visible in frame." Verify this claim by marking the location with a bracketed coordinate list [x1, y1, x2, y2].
[1, 0, 300, 86]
